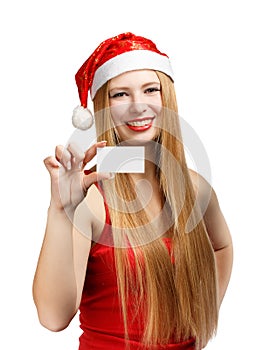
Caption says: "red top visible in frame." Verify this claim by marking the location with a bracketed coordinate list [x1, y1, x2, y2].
[78, 185, 196, 350]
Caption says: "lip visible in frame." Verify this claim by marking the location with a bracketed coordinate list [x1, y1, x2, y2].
[125, 116, 155, 132]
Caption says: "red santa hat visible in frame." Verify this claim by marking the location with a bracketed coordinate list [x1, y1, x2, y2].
[72, 32, 174, 130]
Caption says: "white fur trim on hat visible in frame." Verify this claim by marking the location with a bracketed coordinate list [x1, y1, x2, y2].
[91, 50, 174, 99]
[72, 105, 94, 130]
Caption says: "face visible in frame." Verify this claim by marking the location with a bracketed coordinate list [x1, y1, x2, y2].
[108, 70, 162, 144]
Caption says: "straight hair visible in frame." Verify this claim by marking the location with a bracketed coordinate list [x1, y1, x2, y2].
[93, 71, 218, 347]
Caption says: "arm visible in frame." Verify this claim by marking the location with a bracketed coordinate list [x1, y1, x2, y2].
[190, 170, 233, 307]
[203, 188, 233, 306]
[32, 142, 109, 331]
[32, 205, 85, 331]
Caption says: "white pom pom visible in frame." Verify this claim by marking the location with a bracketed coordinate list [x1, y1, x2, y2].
[72, 106, 94, 130]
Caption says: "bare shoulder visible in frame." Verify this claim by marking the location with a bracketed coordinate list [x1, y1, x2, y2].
[84, 184, 105, 214]
[72, 184, 106, 241]
[83, 184, 106, 242]
[188, 168, 218, 214]
[188, 169, 232, 250]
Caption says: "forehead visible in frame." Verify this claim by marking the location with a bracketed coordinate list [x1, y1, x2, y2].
[109, 69, 160, 88]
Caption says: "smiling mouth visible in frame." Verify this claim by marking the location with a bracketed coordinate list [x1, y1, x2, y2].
[125, 118, 154, 132]
[126, 118, 153, 127]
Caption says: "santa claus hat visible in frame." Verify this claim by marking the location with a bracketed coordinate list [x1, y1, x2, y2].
[72, 32, 174, 130]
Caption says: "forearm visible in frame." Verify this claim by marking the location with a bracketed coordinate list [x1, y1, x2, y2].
[33, 205, 77, 331]
[215, 242, 233, 307]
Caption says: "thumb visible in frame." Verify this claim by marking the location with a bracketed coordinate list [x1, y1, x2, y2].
[82, 171, 113, 190]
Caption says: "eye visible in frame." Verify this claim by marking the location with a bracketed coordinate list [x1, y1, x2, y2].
[144, 87, 161, 94]
[109, 92, 128, 98]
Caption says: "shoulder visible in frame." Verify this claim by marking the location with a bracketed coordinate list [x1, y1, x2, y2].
[188, 168, 218, 215]
[84, 184, 106, 241]
[188, 169, 232, 249]
[73, 184, 106, 242]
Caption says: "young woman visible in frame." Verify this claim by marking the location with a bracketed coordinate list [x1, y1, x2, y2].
[33, 32, 233, 349]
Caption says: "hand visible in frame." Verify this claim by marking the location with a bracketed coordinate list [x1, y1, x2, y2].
[44, 141, 110, 211]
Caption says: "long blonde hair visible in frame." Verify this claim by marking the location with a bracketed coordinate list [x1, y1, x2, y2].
[93, 71, 218, 347]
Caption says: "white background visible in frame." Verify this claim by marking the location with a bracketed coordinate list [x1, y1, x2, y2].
[0, 0, 270, 349]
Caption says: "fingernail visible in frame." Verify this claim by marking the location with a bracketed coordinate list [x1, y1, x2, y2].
[79, 161, 83, 169]
[67, 161, 71, 170]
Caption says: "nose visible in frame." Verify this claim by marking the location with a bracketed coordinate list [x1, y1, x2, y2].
[129, 101, 148, 115]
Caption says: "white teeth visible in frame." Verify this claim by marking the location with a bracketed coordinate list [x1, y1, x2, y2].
[127, 119, 152, 127]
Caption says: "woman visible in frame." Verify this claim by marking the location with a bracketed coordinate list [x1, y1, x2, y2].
[33, 32, 233, 349]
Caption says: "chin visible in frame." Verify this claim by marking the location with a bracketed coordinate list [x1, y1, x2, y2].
[117, 128, 159, 146]
[123, 139, 152, 146]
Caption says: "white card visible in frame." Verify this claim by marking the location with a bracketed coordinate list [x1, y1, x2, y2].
[97, 146, 145, 173]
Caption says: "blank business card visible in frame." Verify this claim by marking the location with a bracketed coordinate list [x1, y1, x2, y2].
[97, 146, 145, 173]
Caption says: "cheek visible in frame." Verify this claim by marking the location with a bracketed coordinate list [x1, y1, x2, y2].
[151, 103, 162, 119]
[154, 104, 162, 115]
[110, 104, 129, 124]
[151, 95, 162, 113]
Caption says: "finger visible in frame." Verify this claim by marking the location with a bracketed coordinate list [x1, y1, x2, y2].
[82, 171, 112, 191]
[55, 145, 72, 170]
[67, 142, 85, 169]
[83, 140, 107, 167]
[43, 156, 60, 174]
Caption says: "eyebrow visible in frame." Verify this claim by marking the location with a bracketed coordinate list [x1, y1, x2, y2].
[109, 81, 160, 92]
